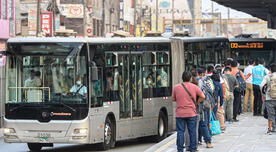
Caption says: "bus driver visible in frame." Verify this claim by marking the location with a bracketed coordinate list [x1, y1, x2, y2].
[70, 77, 87, 96]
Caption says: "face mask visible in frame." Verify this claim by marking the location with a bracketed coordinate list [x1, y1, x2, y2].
[76, 80, 82, 85]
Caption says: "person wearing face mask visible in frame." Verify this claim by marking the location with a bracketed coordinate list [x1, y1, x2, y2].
[70, 77, 87, 96]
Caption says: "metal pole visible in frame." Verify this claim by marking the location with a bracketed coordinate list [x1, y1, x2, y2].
[172, 0, 174, 32]
[219, 12, 222, 35]
[36, 0, 41, 37]
[52, 0, 56, 36]
[134, 0, 137, 36]
[211, 1, 214, 36]
[101, 0, 105, 36]
[83, 0, 87, 37]
[227, 8, 230, 37]
[156, 0, 158, 31]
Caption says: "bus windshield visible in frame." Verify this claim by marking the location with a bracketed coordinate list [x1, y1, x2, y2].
[6, 43, 88, 105]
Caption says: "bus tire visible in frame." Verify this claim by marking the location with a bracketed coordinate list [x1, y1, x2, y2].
[154, 111, 168, 142]
[100, 117, 115, 150]
[27, 143, 42, 151]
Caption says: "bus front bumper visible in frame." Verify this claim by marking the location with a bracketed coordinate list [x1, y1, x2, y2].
[3, 118, 89, 144]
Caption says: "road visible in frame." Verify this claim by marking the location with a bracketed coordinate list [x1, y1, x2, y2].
[0, 138, 156, 152]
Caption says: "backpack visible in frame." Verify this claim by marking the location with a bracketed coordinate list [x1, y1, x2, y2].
[236, 71, 246, 92]
[201, 76, 215, 109]
[222, 76, 231, 101]
[269, 74, 276, 99]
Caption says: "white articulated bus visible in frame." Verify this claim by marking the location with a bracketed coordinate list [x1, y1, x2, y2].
[2, 37, 183, 151]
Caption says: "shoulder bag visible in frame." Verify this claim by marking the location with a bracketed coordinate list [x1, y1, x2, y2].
[181, 83, 199, 113]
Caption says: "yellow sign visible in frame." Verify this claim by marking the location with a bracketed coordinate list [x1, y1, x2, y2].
[231, 43, 264, 49]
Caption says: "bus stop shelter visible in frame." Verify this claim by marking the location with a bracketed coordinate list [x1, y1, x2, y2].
[213, 0, 276, 29]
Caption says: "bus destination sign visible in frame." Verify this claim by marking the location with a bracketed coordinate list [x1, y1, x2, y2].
[231, 42, 264, 49]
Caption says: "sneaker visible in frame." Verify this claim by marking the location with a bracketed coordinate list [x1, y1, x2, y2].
[233, 119, 239, 122]
[186, 149, 199, 152]
[267, 130, 272, 135]
[206, 143, 214, 148]
[198, 141, 203, 145]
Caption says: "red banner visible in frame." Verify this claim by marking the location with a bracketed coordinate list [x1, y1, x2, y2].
[41, 12, 53, 36]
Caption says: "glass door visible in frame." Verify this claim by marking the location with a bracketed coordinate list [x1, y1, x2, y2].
[118, 53, 143, 119]
[130, 54, 143, 117]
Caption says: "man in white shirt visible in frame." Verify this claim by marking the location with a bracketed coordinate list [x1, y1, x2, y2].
[70, 77, 87, 96]
[243, 59, 255, 112]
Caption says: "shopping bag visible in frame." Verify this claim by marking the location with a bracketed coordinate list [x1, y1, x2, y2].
[210, 112, 222, 135]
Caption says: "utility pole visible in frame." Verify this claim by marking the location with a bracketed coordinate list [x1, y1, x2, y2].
[172, 0, 174, 32]
[83, 0, 87, 37]
[36, 0, 41, 37]
[227, 8, 230, 37]
[102, 0, 105, 36]
[155, 0, 159, 31]
[211, 1, 214, 36]
[134, 0, 137, 36]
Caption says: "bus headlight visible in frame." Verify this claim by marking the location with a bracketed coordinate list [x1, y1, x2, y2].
[4, 128, 16, 134]
[74, 128, 88, 134]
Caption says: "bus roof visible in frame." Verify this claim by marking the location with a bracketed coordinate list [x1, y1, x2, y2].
[8, 37, 87, 43]
[86, 37, 170, 43]
[171, 37, 229, 43]
[229, 38, 275, 42]
[8, 37, 170, 44]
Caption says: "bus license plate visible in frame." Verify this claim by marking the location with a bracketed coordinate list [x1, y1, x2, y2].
[37, 132, 51, 138]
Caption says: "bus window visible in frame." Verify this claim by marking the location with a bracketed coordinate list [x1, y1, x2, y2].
[90, 45, 104, 107]
[104, 52, 119, 102]
[143, 52, 156, 65]
[156, 52, 169, 64]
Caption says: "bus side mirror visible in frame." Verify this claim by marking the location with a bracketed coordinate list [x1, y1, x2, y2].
[90, 61, 98, 81]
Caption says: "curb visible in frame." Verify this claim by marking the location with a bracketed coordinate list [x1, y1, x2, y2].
[144, 132, 176, 152]
[0, 128, 3, 138]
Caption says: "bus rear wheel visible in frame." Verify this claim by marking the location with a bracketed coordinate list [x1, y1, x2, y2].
[27, 143, 42, 151]
[154, 111, 168, 142]
[100, 117, 115, 150]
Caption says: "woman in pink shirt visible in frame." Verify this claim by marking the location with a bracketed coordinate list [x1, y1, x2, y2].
[172, 71, 205, 152]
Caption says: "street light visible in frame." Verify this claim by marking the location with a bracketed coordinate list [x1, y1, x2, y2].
[110, 8, 115, 33]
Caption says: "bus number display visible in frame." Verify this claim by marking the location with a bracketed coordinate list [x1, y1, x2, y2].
[231, 42, 264, 49]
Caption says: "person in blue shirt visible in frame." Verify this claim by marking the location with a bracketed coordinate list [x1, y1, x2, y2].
[252, 58, 269, 116]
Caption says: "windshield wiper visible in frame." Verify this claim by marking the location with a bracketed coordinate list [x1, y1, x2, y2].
[53, 102, 76, 112]
[9, 104, 44, 112]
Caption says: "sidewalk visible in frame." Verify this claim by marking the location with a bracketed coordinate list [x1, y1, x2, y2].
[145, 113, 276, 152]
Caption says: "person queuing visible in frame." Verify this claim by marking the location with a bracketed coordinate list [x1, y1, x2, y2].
[231, 60, 245, 122]
[172, 71, 205, 152]
[252, 59, 270, 116]
[243, 59, 255, 112]
[197, 68, 214, 148]
[211, 71, 225, 130]
[223, 67, 239, 122]
[261, 63, 276, 135]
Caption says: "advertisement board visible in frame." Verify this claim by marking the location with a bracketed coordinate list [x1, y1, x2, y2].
[41, 12, 53, 36]
[60, 4, 84, 18]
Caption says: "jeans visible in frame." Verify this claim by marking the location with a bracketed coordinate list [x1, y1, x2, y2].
[253, 84, 262, 115]
[198, 109, 211, 143]
[233, 89, 242, 120]
[176, 116, 197, 152]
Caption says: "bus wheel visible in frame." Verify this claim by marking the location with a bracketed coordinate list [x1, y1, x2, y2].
[155, 111, 168, 142]
[101, 117, 115, 150]
[27, 143, 42, 151]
